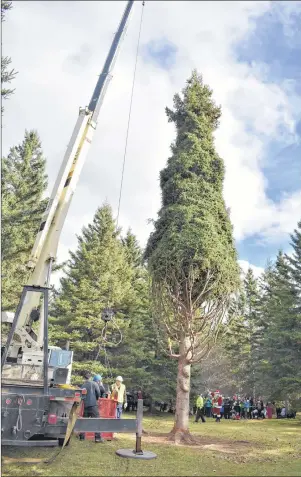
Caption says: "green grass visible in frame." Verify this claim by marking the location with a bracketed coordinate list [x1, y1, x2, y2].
[2, 414, 301, 476]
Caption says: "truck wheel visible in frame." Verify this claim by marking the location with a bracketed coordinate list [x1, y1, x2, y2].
[58, 436, 71, 447]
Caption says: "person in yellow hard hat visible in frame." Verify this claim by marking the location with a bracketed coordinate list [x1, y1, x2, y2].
[111, 376, 127, 419]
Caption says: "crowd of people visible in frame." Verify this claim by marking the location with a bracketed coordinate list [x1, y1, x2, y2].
[194, 391, 296, 423]
[78, 375, 296, 443]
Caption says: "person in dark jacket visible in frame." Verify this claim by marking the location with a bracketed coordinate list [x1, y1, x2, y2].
[223, 398, 231, 420]
[79, 372, 103, 443]
[93, 374, 106, 397]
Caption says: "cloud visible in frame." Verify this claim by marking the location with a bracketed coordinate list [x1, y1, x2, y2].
[2, 0, 300, 284]
[238, 260, 264, 278]
[63, 44, 93, 72]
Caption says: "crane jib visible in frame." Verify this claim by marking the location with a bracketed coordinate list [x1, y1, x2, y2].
[88, 0, 134, 120]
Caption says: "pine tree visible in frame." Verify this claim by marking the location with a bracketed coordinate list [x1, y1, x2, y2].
[1, 130, 48, 310]
[104, 230, 154, 389]
[145, 71, 240, 441]
[285, 221, 301, 406]
[191, 339, 236, 399]
[103, 230, 176, 402]
[223, 289, 249, 393]
[224, 268, 262, 396]
[50, 204, 133, 384]
[260, 252, 301, 398]
[1, 1, 17, 113]
[286, 219, 301, 299]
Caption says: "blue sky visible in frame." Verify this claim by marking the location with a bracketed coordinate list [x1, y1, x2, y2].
[142, 38, 178, 70]
[142, 2, 301, 271]
[234, 3, 301, 267]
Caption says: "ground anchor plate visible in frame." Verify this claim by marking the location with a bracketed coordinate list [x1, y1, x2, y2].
[116, 449, 157, 460]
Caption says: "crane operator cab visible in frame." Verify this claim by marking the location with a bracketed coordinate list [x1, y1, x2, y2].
[1, 297, 73, 386]
[1, 339, 73, 385]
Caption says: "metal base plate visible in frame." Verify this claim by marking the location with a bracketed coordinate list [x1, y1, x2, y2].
[116, 449, 157, 460]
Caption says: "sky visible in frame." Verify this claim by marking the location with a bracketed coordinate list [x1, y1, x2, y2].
[2, 0, 301, 286]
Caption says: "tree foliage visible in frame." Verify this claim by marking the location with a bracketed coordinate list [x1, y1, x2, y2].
[145, 71, 239, 301]
[1, 130, 48, 311]
[1, 0, 17, 112]
[51, 207, 151, 387]
[107, 230, 176, 400]
[222, 223, 301, 404]
[224, 268, 263, 396]
[260, 249, 301, 397]
[50, 204, 131, 377]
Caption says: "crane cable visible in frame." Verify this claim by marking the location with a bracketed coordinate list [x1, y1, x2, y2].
[101, 317, 123, 347]
[94, 1, 145, 376]
[116, 1, 145, 227]
[95, 318, 123, 359]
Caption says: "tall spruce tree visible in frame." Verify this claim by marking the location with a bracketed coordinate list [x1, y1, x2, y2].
[104, 230, 155, 390]
[286, 219, 301, 299]
[145, 71, 240, 442]
[119, 230, 177, 403]
[285, 220, 301, 403]
[260, 251, 301, 398]
[191, 339, 237, 400]
[1, 130, 47, 311]
[223, 287, 249, 392]
[224, 268, 263, 396]
[50, 204, 133, 383]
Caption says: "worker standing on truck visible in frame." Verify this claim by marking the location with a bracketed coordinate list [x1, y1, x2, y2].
[80, 372, 104, 443]
[111, 376, 127, 419]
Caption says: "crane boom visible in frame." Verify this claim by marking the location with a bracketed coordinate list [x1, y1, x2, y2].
[89, 0, 133, 122]
[4, 0, 135, 359]
[29, 0, 134, 273]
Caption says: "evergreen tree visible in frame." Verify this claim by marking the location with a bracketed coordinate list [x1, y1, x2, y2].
[105, 230, 154, 390]
[260, 252, 301, 398]
[286, 219, 301, 299]
[224, 268, 262, 396]
[1, 1, 17, 113]
[111, 230, 177, 403]
[191, 334, 237, 400]
[50, 204, 133, 384]
[223, 288, 249, 392]
[1, 130, 47, 310]
[145, 71, 240, 441]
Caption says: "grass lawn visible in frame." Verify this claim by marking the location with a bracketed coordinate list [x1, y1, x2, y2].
[2, 414, 301, 476]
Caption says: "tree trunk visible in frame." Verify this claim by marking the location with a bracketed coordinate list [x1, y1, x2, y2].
[169, 337, 195, 444]
[148, 396, 156, 414]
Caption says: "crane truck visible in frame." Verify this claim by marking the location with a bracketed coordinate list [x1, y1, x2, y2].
[1, 0, 136, 447]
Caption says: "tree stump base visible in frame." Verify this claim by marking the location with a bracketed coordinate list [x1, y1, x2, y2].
[167, 428, 199, 445]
